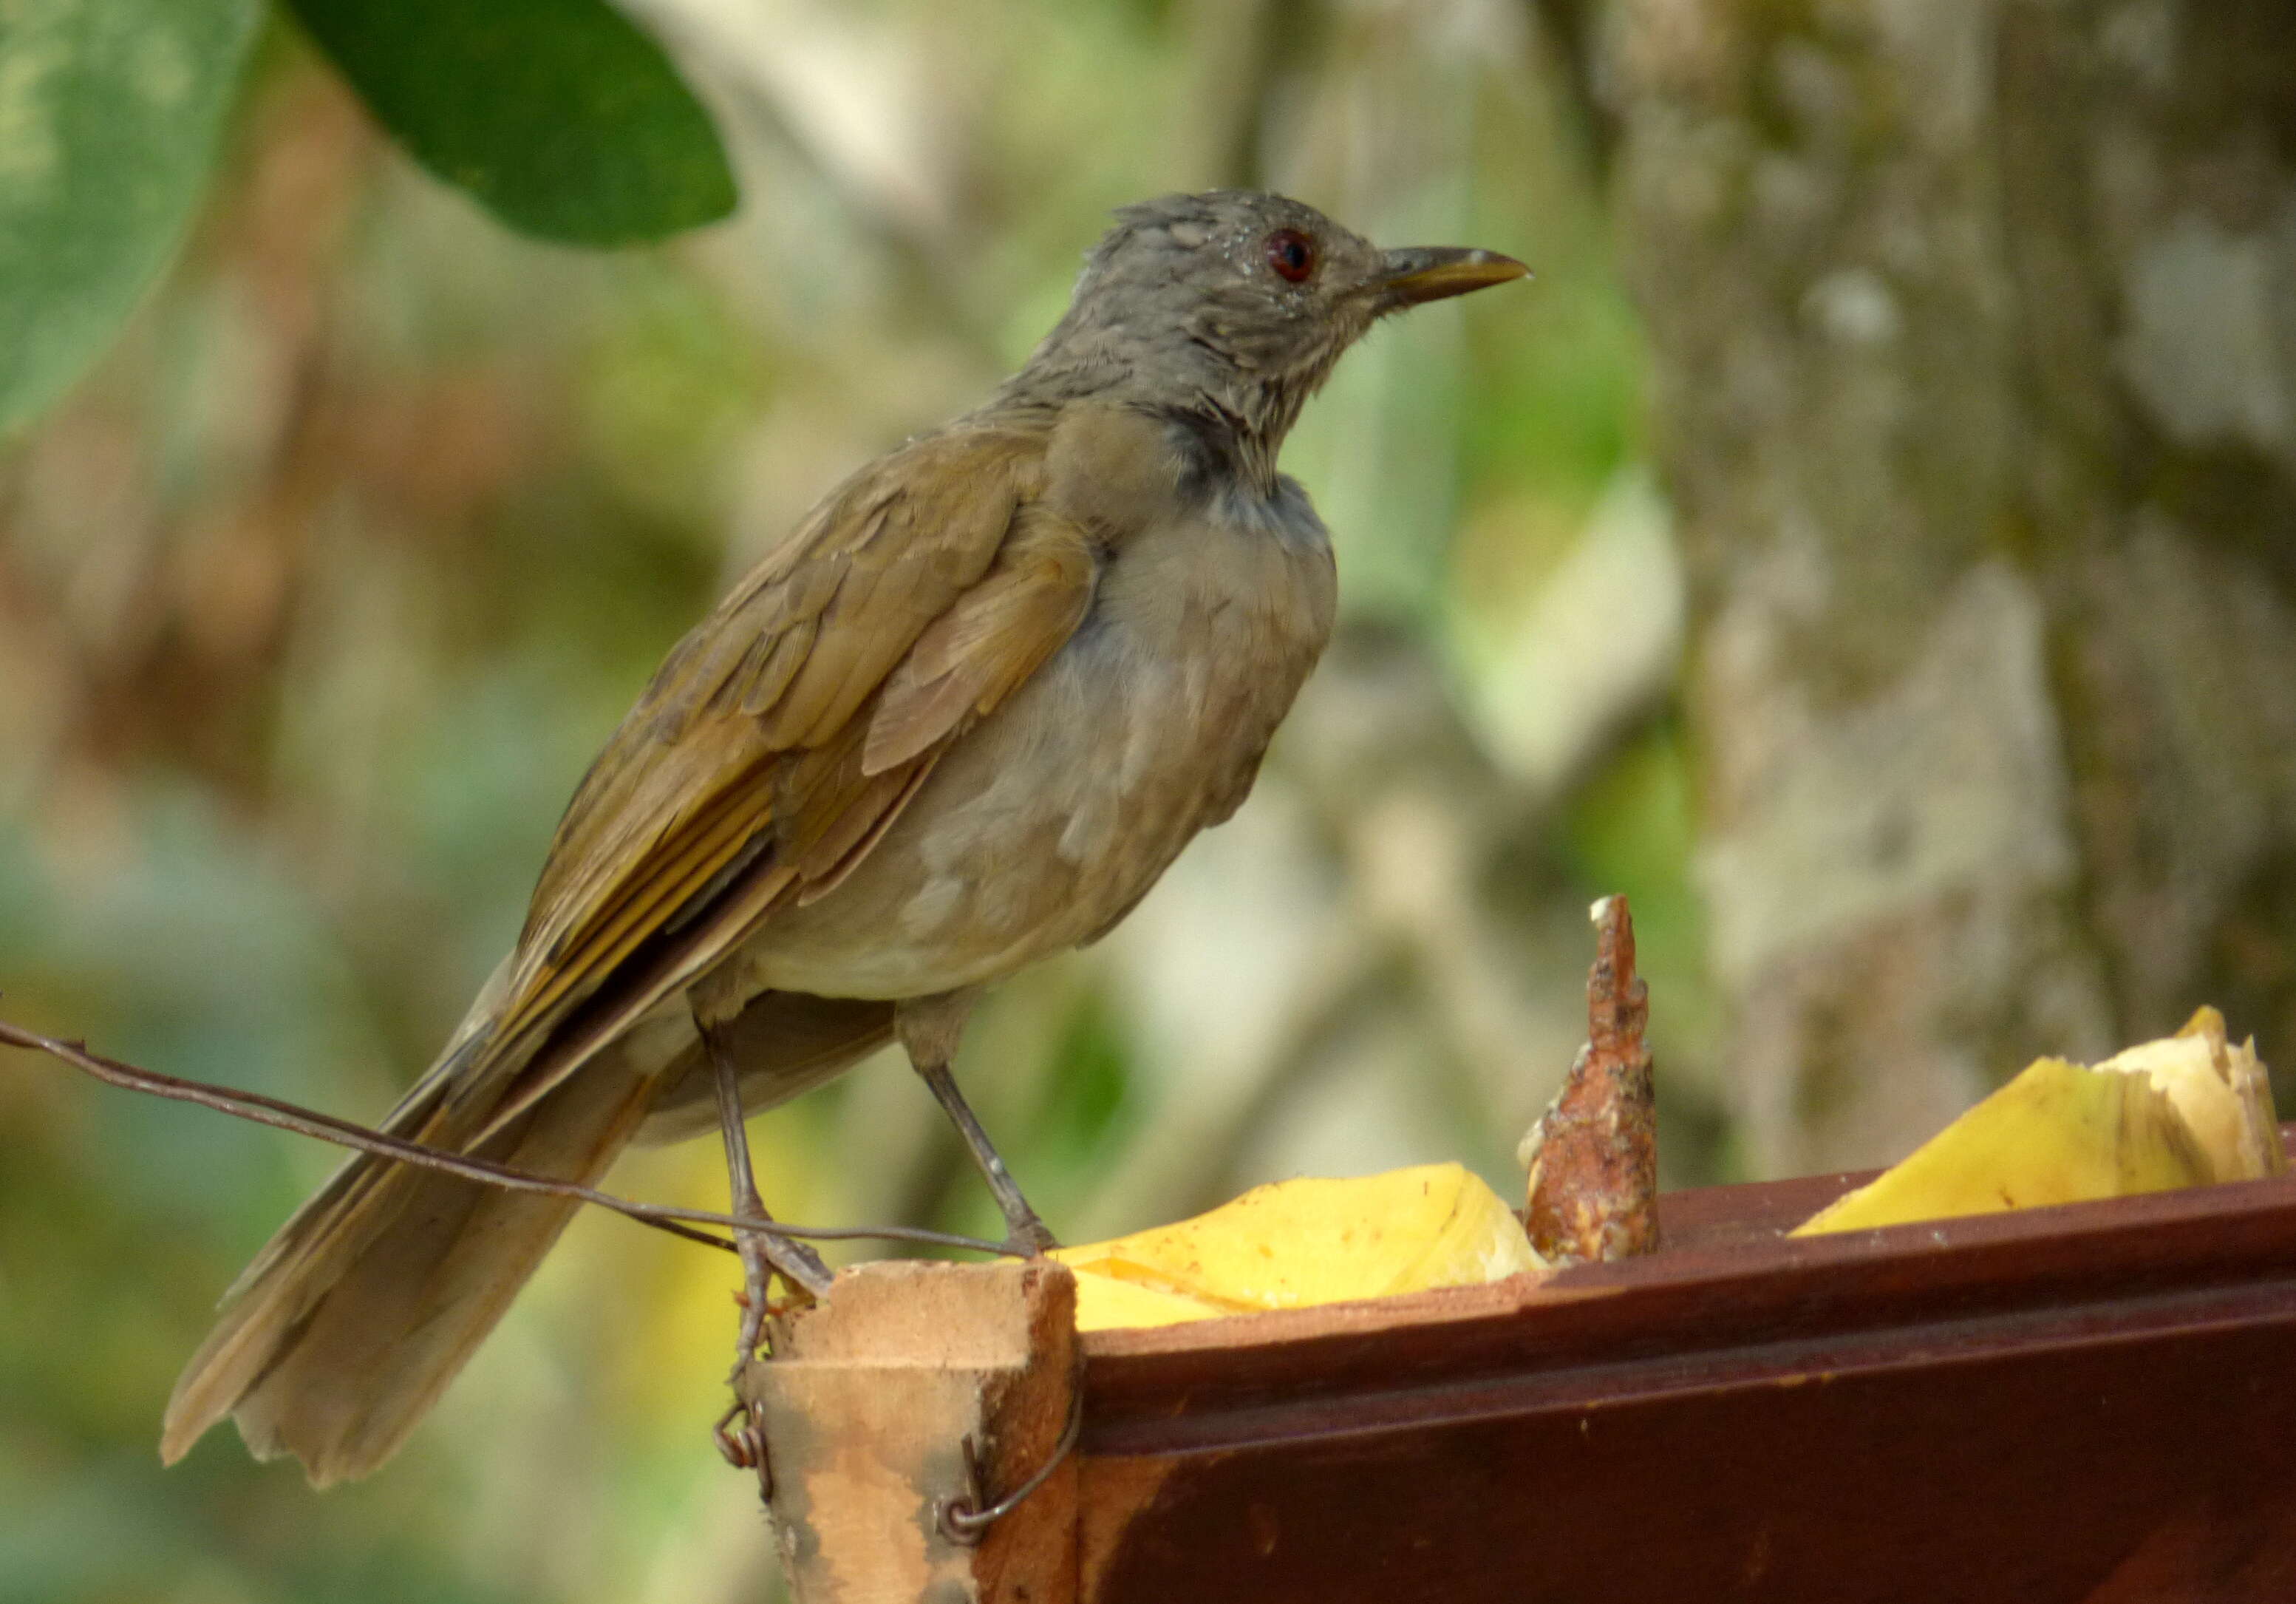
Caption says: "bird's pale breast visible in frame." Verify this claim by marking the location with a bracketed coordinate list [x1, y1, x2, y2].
[718, 483, 1338, 1002]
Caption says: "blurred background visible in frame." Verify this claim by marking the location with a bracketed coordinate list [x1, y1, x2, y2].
[6, 1, 2295, 1600]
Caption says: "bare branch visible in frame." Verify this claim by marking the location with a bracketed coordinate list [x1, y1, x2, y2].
[0, 1013, 1010, 1260]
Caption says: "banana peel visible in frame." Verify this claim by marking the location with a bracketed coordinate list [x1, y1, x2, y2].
[1052, 1163, 1547, 1331]
[1796, 1007, 2284, 1236]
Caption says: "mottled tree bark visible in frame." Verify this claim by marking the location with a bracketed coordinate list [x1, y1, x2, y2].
[1609, 0, 2296, 1174]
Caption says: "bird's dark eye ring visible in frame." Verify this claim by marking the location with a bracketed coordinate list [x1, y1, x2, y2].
[1266, 228, 1317, 283]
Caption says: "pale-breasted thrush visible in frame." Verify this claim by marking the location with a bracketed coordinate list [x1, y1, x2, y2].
[163, 190, 1527, 1484]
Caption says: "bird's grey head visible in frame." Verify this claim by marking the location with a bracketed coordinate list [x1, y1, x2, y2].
[1011, 191, 1527, 471]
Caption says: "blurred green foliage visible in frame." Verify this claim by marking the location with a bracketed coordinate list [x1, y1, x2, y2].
[0, 0, 261, 433]
[0, 0, 732, 440]
[286, 0, 737, 244]
[0, 3, 1702, 1600]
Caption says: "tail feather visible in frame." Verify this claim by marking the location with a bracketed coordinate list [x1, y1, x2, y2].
[162, 971, 885, 1484]
[162, 1047, 658, 1486]
[215, 1053, 467, 1311]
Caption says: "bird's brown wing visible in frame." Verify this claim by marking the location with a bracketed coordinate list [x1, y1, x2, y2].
[443, 423, 1100, 1138]
[159, 426, 1107, 1482]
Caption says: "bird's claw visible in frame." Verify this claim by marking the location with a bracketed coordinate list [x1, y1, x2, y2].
[1001, 1217, 1060, 1258]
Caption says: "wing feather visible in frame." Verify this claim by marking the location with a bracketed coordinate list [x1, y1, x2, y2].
[443, 423, 1096, 1132]
[865, 508, 1100, 775]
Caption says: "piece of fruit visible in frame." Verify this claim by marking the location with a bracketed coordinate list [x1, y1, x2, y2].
[1796, 1008, 2283, 1236]
[2098, 1006, 2285, 1183]
[1053, 1163, 1547, 1331]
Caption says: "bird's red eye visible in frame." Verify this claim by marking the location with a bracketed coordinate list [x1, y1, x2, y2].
[1266, 228, 1317, 283]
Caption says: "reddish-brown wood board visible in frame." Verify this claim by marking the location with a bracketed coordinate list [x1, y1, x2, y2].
[1069, 1128, 2296, 1603]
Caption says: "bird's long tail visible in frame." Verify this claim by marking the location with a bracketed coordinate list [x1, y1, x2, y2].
[160, 1037, 658, 1487]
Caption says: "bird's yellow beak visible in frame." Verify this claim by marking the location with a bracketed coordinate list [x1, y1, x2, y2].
[1372, 246, 1531, 307]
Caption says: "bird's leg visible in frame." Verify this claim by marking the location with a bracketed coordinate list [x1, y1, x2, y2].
[896, 990, 1058, 1255]
[697, 1013, 834, 1367]
[917, 1056, 1059, 1254]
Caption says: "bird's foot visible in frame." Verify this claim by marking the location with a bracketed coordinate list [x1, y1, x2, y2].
[729, 1226, 833, 1367]
[766, 1231, 836, 1300]
[998, 1207, 1060, 1258]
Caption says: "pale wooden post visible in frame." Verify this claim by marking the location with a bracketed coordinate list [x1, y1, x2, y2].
[739, 1259, 1080, 1604]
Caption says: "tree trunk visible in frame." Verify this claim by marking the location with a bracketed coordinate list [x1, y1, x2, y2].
[1609, 0, 2296, 1174]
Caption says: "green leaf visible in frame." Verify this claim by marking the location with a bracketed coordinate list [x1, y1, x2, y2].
[286, 0, 737, 246]
[0, 0, 261, 436]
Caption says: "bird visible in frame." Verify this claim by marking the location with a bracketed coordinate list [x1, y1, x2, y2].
[160, 189, 1527, 1485]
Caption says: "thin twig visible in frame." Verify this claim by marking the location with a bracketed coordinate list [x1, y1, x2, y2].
[0, 1015, 1011, 1259]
